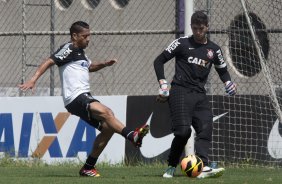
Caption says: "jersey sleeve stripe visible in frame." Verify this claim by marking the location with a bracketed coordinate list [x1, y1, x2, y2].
[214, 63, 227, 68]
[54, 43, 72, 59]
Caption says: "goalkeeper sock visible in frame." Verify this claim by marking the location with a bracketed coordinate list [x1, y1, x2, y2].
[83, 156, 98, 170]
[121, 127, 134, 141]
[168, 135, 188, 167]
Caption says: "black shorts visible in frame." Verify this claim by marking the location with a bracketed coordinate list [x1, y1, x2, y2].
[168, 85, 213, 132]
[65, 92, 102, 130]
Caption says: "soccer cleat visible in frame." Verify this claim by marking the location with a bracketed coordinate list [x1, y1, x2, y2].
[132, 124, 150, 147]
[197, 166, 225, 179]
[163, 166, 176, 178]
[79, 167, 101, 177]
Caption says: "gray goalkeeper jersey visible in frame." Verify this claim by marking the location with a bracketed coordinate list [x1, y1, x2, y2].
[50, 42, 92, 106]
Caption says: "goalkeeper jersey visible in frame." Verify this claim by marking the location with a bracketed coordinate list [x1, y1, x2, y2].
[155, 35, 231, 93]
[50, 42, 92, 106]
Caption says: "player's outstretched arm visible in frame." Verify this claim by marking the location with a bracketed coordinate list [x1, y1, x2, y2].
[18, 58, 55, 93]
[88, 59, 117, 72]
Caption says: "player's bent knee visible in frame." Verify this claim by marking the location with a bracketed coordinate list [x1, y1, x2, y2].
[102, 108, 114, 118]
[173, 126, 192, 140]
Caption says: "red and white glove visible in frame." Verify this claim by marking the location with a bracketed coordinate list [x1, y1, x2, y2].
[157, 79, 169, 102]
[159, 79, 169, 96]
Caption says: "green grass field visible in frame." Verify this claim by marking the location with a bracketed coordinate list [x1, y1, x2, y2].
[0, 163, 282, 184]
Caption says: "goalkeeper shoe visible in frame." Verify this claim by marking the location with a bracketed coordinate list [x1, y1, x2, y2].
[132, 124, 150, 147]
[197, 166, 225, 179]
[163, 166, 176, 178]
[79, 167, 101, 177]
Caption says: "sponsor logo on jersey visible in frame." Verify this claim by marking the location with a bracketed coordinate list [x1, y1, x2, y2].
[55, 43, 72, 60]
[81, 61, 90, 68]
[165, 40, 180, 53]
[55, 47, 73, 60]
[207, 49, 214, 59]
[216, 49, 225, 64]
[188, 56, 209, 67]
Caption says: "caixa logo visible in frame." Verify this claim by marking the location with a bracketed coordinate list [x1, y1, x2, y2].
[0, 112, 96, 158]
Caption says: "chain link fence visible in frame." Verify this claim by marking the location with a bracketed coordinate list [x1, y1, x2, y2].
[0, 0, 281, 96]
[0, 0, 280, 97]
[0, 0, 178, 96]
[0, 0, 281, 97]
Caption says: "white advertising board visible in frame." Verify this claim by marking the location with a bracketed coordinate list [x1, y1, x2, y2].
[0, 96, 127, 164]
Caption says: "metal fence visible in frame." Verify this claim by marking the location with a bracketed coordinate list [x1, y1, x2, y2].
[0, 0, 178, 96]
[0, 0, 281, 98]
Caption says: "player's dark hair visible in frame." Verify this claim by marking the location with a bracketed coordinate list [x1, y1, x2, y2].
[191, 11, 208, 26]
[70, 21, 89, 37]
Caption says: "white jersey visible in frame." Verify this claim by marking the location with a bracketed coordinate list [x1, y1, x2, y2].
[50, 42, 91, 106]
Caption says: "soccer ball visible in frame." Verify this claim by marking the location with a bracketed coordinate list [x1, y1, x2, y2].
[180, 154, 203, 177]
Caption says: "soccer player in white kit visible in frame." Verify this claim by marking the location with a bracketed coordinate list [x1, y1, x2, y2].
[19, 21, 149, 177]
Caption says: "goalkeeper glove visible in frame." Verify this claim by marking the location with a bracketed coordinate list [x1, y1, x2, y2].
[225, 81, 236, 96]
[157, 79, 169, 103]
[159, 79, 169, 96]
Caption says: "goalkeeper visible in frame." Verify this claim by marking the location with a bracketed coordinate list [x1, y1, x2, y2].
[153, 11, 236, 179]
